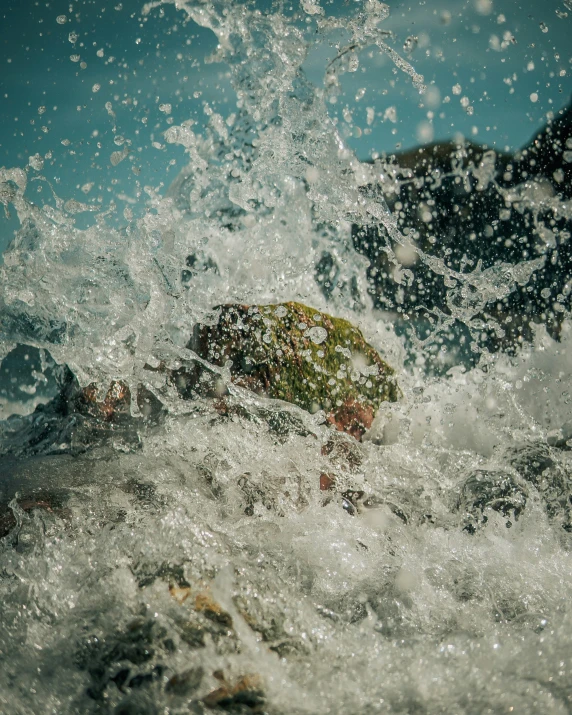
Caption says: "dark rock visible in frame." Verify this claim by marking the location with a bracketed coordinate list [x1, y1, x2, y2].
[352, 98, 572, 360]
[503, 441, 572, 531]
[0, 488, 71, 539]
[548, 422, 572, 451]
[456, 468, 528, 532]
[165, 666, 204, 696]
[7, 302, 397, 457]
[78, 619, 167, 702]
[203, 673, 265, 711]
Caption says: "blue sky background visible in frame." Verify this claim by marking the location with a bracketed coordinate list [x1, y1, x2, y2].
[0, 0, 570, 254]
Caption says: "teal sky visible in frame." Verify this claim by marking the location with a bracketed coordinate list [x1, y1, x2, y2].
[0, 0, 570, 253]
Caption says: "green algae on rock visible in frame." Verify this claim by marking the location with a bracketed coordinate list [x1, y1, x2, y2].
[32, 303, 398, 445]
[188, 302, 398, 440]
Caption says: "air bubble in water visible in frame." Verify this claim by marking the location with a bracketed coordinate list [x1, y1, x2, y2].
[56, 14, 67, 24]
[540, 21, 549, 32]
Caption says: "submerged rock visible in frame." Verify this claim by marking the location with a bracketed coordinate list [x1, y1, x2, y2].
[203, 673, 265, 711]
[503, 441, 572, 532]
[456, 468, 528, 533]
[0, 489, 71, 540]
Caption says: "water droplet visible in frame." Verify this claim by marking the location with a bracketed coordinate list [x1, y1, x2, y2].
[28, 154, 44, 171]
[306, 327, 328, 345]
[111, 147, 129, 166]
[475, 0, 492, 15]
[347, 53, 359, 72]
[383, 106, 397, 123]
[452, 83, 462, 95]
[530, 92, 539, 103]
[56, 14, 67, 24]
[416, 120, 434, 144]
[92, 84, 101, 93]
[403, 36, 418, 54]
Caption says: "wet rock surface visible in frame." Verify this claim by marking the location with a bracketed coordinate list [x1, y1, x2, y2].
[456, 468, 529, 533]
[351, 99, 572, 359]
[186, 302, 398, 440]
[4, 302, 398, 449]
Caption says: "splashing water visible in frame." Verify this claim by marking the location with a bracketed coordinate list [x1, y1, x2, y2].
[1, 2, 572, 713]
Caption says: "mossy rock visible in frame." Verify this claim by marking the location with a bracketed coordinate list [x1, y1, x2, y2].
[54, 302, 398, 442]
[189, 302, 398, 440]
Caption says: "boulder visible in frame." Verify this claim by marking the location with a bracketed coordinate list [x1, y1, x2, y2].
[185, 301, 398, 440]
[351, 98, 572, 356]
